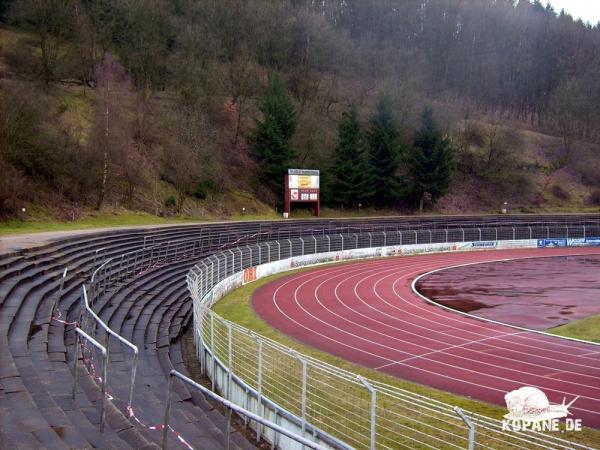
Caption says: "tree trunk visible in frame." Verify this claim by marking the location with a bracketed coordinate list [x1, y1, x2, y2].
[96, 149, 108, 210]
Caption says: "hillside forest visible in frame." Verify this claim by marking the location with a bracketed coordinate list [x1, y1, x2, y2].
[1, 0, 600, 221]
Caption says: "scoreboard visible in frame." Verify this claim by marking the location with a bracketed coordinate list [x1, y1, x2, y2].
[284, 169, 320, 217]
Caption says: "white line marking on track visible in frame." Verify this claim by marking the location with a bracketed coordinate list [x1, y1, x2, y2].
[374, 331, 527, 370]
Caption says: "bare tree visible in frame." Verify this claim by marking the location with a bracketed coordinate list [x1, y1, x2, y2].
[89, 53, 131, 209]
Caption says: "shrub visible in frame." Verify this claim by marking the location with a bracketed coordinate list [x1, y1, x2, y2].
[164, 195, 176, 207]
[551, 184, 570, 201]
[589, 189, 600, 206]
[193, 179, 216, 199]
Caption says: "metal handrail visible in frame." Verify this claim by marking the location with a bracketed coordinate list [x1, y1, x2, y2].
[73, 328, 108, 432]
[162, 370, 328, 450]
[81, 286, 139, 407]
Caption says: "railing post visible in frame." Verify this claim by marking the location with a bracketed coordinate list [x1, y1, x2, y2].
[128, 351, 138, 409]
[52, 268, 68, 316]
[100, 347, 108, 433]
[162, 373, 173, 449]
[211, 314, 215, 392]
[584, 224, 587, 240]
[256, 339, 263, 443]
[224, 404, 232, 450]
[358, 376, 376, 450]
[72, 332, 80, 400]
[454, 407, 476, 450]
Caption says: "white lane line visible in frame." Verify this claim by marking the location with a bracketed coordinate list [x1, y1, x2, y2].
[374, 332, 526, 370]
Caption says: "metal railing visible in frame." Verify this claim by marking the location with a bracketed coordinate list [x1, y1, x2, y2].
[163, 370, 329, 450]
[188, 224, 599, 450]
[70, 221, 600, 448]
[72, 327, 108, 432]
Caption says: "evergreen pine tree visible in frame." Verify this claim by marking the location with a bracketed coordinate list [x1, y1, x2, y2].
[250, 73, 298, 196]
[409, 108, 455, 211]
[366, 97, 403, 207]
[331, 106, 373, 208]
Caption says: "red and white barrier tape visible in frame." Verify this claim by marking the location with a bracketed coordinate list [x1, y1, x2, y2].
[75, 340, 193, 449]
[52, 310, 79, 326]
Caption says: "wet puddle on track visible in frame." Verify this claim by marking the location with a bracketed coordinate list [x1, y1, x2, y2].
[416, 255, 600, 330]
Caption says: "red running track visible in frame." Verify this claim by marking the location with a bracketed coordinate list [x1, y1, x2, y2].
[252, 247, 600, 428]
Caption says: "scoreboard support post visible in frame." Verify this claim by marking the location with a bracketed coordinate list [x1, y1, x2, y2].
[284, 169, 320, 218]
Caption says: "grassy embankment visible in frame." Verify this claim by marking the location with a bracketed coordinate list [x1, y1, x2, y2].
[211, 264, 600, 447]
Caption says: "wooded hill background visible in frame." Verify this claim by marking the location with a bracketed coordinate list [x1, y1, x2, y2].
[1, 0, 600, 220]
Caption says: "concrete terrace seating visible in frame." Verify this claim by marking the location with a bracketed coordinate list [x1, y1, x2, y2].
[0, 226, 261, 449]
[2, 215, 599, 449]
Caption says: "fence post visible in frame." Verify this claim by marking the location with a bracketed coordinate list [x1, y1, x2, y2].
[256, 339, 263, 443]
[211, 314, 215, 392]
[584, 224, 587, 240]
[454, 407, 476, 450]
[300, 357, 308, 440]
[227, 323, 233, 399]
[358, 376, 376, 450]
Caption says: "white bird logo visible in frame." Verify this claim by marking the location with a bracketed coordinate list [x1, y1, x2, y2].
[504, 386, 578, 422]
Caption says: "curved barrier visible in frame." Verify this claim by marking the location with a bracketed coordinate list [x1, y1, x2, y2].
[188, 224, 600, 450]
[5, 215, 600, 448]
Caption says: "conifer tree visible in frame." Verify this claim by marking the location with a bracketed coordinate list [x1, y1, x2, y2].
[366, 97, 403, 207]
[331, 106, 373, 208]
[409, 108, 455, 211]
[250, 73, 298, 196]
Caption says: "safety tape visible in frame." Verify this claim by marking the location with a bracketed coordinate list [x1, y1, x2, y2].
[76, 339, 193, 449]
[52, 310, 79, 326]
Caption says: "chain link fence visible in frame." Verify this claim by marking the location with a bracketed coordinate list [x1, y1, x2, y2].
[68, 220, 600, 448]
[189, 224, 600, 450]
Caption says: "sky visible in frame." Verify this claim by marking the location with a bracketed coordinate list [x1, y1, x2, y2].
[545, 0, 600, 25]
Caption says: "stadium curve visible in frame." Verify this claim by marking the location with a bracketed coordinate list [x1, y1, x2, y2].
[252, 246, 600, 429]
[1, 214, 600, 449]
